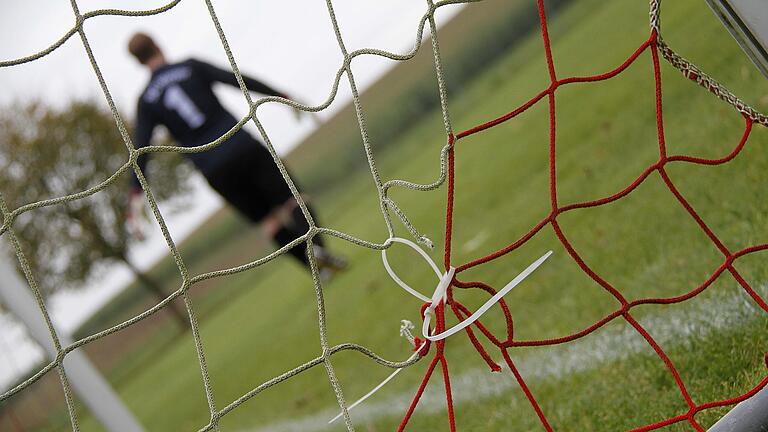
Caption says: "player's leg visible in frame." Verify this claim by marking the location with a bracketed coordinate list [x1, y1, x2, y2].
[271, 198, 347, 272]
[206, 164, 316, 267]
[271, 204, 312, 267]
[199, 130, 303, 260]
[241, 143, 316, 267]
[249, 142, 347, 277]
[208, 128, 346, 274]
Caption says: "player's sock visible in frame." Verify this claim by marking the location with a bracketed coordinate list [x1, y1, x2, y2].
[273, 225, 311, 267]
[272, 203, 347, 275]
[313, 244, 347, 271]
[272, 204, 315, 268]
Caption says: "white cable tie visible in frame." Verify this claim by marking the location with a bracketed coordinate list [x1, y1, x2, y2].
[359, 237, 550, 425]
[399, 319, 416, 346]
[382, 237, 443, 302]
[333, 237, 447, 424]
[422, 250, 553, 342]
[327, 340, 426, 424]
[420, 266, 455, 339]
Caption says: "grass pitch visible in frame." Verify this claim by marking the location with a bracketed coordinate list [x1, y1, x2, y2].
[42, 0, 768, 430]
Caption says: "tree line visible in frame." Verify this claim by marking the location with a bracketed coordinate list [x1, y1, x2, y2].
[0, 101, 192, 328]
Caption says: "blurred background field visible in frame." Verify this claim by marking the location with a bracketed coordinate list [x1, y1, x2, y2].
[2, 0, 768, 430]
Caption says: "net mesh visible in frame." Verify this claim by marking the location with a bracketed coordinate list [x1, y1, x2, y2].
[0, 0, 766, 431]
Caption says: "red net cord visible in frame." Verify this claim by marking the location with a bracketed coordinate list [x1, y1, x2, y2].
[398, 0, 768, 430]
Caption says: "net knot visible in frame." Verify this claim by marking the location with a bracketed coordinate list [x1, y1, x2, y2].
[396, 319, 430, 356]
[399, 319, 416, 346]
[382, 236, 552, 343]
[74, 14, 85, 30]
[412, 337, 430, 356]
[420, 253, 552, 343]
[418, 235, 434, 249]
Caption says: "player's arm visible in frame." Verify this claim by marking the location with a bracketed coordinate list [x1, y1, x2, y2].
[191, 58, 286, 97]
[127, 100, 157, 239]
[191, 59, 307, 121]
[130, 99, 157, 191]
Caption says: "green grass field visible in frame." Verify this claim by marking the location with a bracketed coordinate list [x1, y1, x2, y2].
[21, 0, 768, 430]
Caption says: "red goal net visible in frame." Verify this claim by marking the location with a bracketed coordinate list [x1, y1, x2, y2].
[399, 1, 768, 431]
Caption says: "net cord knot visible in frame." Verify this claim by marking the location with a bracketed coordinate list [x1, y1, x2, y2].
[329, 238, 551, 423]
[382, 236, 553, 342]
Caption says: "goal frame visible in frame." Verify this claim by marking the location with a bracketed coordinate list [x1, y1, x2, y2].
[704, 0, 768, 78]
[0, 244, 144, 432]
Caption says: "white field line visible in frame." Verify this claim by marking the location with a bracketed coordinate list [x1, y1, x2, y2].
[248, 286, 767, 432]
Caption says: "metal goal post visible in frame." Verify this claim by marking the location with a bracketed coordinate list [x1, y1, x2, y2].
[704, 2, 768, 430]
[0, 242, 144, 432]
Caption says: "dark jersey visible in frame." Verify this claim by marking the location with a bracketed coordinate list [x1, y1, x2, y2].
[131, 58, 283, 187]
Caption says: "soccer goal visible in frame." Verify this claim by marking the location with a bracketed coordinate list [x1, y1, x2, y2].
[0, 0, 767, 431]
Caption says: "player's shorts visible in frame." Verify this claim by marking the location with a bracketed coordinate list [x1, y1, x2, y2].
[203, 128, 295, 222]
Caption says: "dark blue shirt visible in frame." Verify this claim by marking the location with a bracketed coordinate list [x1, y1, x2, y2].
[131, 58, 283, 187]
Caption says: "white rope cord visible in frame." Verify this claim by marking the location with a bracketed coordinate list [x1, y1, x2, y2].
[328, 327, 428, 425]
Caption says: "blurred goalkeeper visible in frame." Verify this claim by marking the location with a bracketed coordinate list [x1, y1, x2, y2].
[126, 32, 345, 278]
